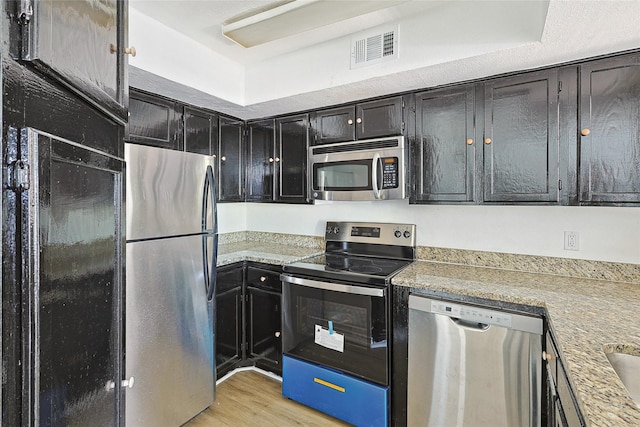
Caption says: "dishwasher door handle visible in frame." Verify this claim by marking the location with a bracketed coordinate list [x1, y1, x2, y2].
[452, 318, 490, 331]
[280, 274, 385, 297]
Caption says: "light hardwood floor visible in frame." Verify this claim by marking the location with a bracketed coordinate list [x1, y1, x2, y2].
[185, 369, 352, 426]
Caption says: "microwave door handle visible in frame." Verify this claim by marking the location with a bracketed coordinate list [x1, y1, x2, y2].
[372, 153, 382, 199]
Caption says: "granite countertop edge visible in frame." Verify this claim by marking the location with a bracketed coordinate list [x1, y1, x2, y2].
[392, 259, 640, 427]
[216, 240, 323, 267]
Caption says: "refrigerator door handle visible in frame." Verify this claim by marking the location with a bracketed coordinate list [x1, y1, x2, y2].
[202, 165, 218, 301]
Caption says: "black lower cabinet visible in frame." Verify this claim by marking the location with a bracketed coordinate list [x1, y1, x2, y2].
[215, 263, 244, 378]
[544, 331, 585, 427]
[391, 286, 411, 426]
[246, 265, 283, 374]
[214, 262, 283, 378]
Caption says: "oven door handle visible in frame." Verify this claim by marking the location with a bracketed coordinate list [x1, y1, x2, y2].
[281, 274, 385, 297]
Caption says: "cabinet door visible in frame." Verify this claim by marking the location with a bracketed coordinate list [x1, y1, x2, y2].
[215, 265, 244, 378]
[16, 127, 124, 426]
[246, 120, 275, 201]
[483, 70, 559, 202]
[128, 90, 182, 150]
[218, 117, 244, 202]
[415, 86, 476, 202]
[247, 287, 282, 375]
[184, 106, 218, 155]
[356, 96, 404, 140]
[579, 54, 640, 204]
[246, 265, 282, 375]
[311, 105, 356, 144]
[276, 114, 309, 203]
[17, 0, 128, 122]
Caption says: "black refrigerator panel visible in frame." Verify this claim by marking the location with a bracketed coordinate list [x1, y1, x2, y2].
[14, 128, 125, 426]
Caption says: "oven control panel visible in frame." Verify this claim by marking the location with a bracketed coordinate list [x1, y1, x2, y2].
[325, 221, 416, 247]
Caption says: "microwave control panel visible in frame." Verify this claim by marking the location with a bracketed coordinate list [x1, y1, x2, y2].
[381, 157, 399, 189]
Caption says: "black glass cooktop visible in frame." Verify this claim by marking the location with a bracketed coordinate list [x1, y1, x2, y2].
[283, 253, 412, 286]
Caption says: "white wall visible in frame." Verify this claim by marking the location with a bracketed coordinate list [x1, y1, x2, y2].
[128, 8, 245, 106]
[218, 201, 640, 265]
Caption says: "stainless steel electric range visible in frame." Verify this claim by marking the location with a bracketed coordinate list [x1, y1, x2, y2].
[280, 221, 416, 427]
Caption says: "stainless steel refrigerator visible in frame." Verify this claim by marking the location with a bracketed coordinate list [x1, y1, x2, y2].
[125, 143, 218, 426]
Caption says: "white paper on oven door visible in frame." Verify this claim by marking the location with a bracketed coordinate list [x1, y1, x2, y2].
[315, 324, 344, 352]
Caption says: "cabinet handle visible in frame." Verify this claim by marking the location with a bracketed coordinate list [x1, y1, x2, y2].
[356, 117, 362, 124]
[269, 157, 274, 162]
[484, 137, 492, 145]
[466, 138, 474, 145]
[581, 128, 591, 136]
[274, 157, 280, 162]
[260, 276, 267, 282]
[221, 156, 226, 162]
[542, 351, 556, 361]
[347, 119, 353, 125]
[275, 331, 281, 338]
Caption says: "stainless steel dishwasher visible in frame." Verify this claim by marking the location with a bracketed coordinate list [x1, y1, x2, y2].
[408, 295, 543, 427]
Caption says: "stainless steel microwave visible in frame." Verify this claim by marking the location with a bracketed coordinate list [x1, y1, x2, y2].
[309, 136, 407, 201]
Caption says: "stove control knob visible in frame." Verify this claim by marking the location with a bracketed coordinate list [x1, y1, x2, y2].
[333, 226, 340, 234]
[394, 230, 402, 238]
[403, 230, 411, 239]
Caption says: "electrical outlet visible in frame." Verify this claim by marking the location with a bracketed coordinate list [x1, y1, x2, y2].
[564, 231, 579, 251]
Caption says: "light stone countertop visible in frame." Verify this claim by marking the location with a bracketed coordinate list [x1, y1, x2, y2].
[392, 260, 640, 427]
[217, 240, 323, 267]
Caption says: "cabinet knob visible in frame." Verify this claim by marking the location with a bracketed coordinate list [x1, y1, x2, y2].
[347, 119, 353, 125]
[581, 128, 591, 136]
[121, 377, 135, 388]
[269, 157, 274, 163]
[109, 44, 137, 57]
[466, 138, 474, 145]
[221, 156, 226, 162]
[260, 276, 267, 282]
[542, 351, 556, 361]
[356, 117, 362, 124]
[212, 154, 217, 159]
[275, 331, 281, 338]
[274, 157, 280, 162]
[484, 137, 492, 145]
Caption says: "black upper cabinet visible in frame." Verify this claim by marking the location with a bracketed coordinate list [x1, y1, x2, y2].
[312, 96, 404, 145]
[276, 114, 309, 203]
[312, 105, 355, 143]
[414, 85, 477, 203]
[218, 117, 245, 202]
[483, 69, 560, 203]
[413, 69, 560, 204]
[184, 106, 218, 156]
[579, 54, 640, 204]
[127, 90, 182, 150]
[246, 115, 309, 203]
[246, 119, 275, 201]
[16, 0, 129, 123]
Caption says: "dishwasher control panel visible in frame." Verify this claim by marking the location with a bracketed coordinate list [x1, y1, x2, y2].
[430, 300, 512, 328]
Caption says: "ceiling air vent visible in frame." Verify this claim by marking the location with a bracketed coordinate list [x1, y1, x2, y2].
[351, 26, 398, 69]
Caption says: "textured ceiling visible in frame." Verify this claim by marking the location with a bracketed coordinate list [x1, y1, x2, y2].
[128, 0, 640, 120]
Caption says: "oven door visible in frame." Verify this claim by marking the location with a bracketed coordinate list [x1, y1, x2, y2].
[281, 275, 388, 386]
